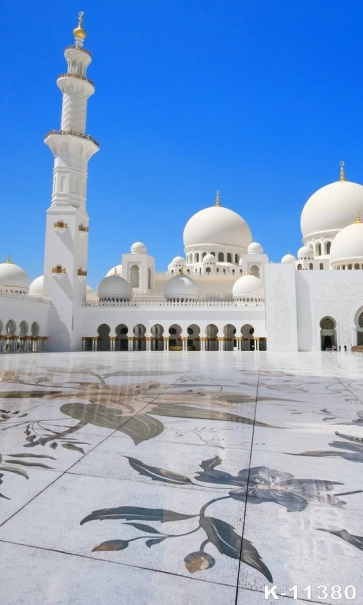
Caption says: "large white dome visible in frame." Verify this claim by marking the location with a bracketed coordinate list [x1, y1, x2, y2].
[330, 218, 363, 267]
[183, 206, 252, 249]
[0, 258, 30, 292]
[106, 264, 122, 277]
[97, 275, 132, 300]
[232, 275, 264, 299]
[301, 180, 363, 240]
[165, 274, 199, 299]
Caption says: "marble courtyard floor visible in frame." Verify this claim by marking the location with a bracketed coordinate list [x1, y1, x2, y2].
[1, 352, 363, 604]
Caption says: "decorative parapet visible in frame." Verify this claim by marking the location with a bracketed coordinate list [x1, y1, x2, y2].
[78, 224, 89, 232]
[54, 220, 68, 230]
[77, 268, 87, 276]
[58, 72, 94, 87]
[52, 265, 66, 275]
[44, 129, 99, 148]
[0, 291, 52, 304]
[83, 299, 264, 308]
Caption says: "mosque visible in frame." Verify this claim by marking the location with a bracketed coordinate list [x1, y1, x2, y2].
[1, 14, 363, 355]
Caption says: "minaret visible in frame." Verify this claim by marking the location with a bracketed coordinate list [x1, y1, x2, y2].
[43, 12, 99, 351]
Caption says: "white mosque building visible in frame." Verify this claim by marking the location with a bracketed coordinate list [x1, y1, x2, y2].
[1, 14, 363, 355]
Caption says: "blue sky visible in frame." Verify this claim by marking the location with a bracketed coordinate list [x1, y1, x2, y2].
[2, 1, 363, 288]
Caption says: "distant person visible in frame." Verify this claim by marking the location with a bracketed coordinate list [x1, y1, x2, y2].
[344, 345, 347, 352]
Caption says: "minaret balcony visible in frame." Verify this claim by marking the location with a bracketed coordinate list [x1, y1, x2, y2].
[53, 220, 69, 233]
[57, 73, 95, 97]
[78, 224, 89, 233]
[52, 265, 67, 276]
[58, 72, 94, 87]
[45, 129, 99, 148]
[44, 130, 99, 160]
[65, 45, 92, 58]
[77, 268, 88, 277]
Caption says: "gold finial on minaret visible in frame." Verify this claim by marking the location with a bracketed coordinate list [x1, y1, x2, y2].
[73, 11, 86, 42]
[6, 254, 12, 264]
[356, 211, 361, 223]
[215, 190, 221, 207]
[339, 161, 346, 182]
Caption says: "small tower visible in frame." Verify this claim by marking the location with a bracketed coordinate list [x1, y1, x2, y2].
[43, 13, 99, 351]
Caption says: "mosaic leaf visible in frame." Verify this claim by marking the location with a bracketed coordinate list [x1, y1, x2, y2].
[145, 538, 167, 548]
[80, 506, 197, 525]
[61, 444, 85, 455]
[149, 403, 278, 428]
[125, 456, 193, 485]
[0, 391, 62, 399]
[6, 453, 56, 460]
[3, 460, 54, 469]
[92, 540, 129, 552]
[318, 528, 363, 551]
[60, 403, 125, 429]
[199, 516, 241, 559]
[241, 538, 273, 583]
[119, 415, 164, 445]
[0, 466, 29, 479]
[125, 522, 162, 534]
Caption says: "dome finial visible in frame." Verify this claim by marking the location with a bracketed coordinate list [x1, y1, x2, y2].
[6, 254, 12, 264]
[215, 190, 221, 207]
[356, 211, 361, 223]
[339, 161, 346, 182]
[114, 266, 118, 275]
[179, 267, 184, 274]
[73, 11, 86, 47]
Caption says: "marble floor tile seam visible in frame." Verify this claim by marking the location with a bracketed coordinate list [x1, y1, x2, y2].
[0, 537, 240, 590]
[0, 468, 63, 528]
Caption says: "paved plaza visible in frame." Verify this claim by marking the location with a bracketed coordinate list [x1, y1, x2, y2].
[0, 351, 363, 604]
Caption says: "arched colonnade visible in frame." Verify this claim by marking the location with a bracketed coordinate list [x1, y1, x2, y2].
[0, 319, 46, 353]
[82, 323, 267, 352]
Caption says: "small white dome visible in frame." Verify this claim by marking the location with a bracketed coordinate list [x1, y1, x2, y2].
[281, 253, 296, 264]
[97, 275, 133, 300]
[131, 242, 147, 254]
[330, 218, 363, 267]
[171, 256, 186, 265]
[106, 264, 122, 277]
[203, 253, 216, 263]
[165, 274, 199, 299]
[297, 245, 314, 260]
[29, 275, 44, 296]
[0, 258, 30, 292]
[232, 274, 264, 299]
[301, 179, 363, 240]
[248, 242, 263, 254]
[183, 206, 252, 250]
